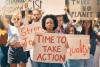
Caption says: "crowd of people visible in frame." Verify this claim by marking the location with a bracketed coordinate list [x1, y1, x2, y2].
[0, 8, 100, 67]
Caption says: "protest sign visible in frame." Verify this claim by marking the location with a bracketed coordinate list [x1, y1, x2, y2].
[33, 34, 90, 63]
[27, 0, 65, 15]
[0, 0, 25, 15]
[31, 21, 45, 33]
[66, 35, 90, 59]
[33, 33, 67, 63]
[0, 0, 65, 15]
[18, 23, 45, 50]
[69, 0, 97, 20]
[18, 25, 34, 50]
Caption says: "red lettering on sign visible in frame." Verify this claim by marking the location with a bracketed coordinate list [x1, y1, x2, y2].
[37, 53, 65, 62]
[37, 34, 55, 43]
[69, 39, 89, 56]
[42, 46, 61, 52]
[57, 36, 67, 44]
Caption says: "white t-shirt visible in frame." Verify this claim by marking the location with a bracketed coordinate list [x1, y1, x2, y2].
[8, 24, 20, 45]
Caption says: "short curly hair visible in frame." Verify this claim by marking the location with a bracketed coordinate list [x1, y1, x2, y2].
[42, 15, 58, 30]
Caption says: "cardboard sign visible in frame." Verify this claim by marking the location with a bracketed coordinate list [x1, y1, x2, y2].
[33, 34, 90, 63]
[69, 0, 97, 20]
[0, 0, 25, 15]
[28, 0, 65, 15]
[31, 21, 45, 33]
[0, 0, 65, 15]
[66, 35, 90, 59]
[42, 0, 65, 15]
[19, 25, 34, 50]
[33, 33, 67, 63]
[19, 23, 45, 50]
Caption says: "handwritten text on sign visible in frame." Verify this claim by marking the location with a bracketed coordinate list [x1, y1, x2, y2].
[19, 23, 45, 50]
[19, 25, 34, 50]
[28, 0, 65, 15]
[69, 0, 97, 20]
[33, 34, 90, 63]
[33, 33, 67, 63]
[66, 35, 90, 59]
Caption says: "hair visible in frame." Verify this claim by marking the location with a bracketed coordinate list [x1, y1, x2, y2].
[11, 13, 23, 26]
[32, 9, 42, 14]
[65, 25, 77, 34]
[0, 21, 5, 30]
[81, 20, 94, 38]
[42, 15, 58, 30]
[63, 14, 69, 24]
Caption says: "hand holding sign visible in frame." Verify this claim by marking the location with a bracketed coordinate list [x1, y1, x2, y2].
[65, 41, 69, 49]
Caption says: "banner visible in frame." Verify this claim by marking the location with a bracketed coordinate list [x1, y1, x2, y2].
[30, 21, 45, 33]
[19, 23, 45, 50]
[0, 0, 65, 15]
[69, 0, 97, 20]
[19, 25, 34, 50]
[23, 0, 65, 15]
[33, 33, 90, 63]
[66, 35, 90, 59]
[42, 0, 65, 15]
[0, 0, 25, 15]
[33, 33, 67, 63]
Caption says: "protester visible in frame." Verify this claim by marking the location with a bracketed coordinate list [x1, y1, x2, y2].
[64, 25, 77, 34]
[81, 20, 96, 67]
[31, 9, 42, 23]
[0, 1, 99, 67]
[29, 9, 44, 32]
[29, 9, 44, 67]
[64, 25, 84, 67]
[32, 15, 62, 67]
[55, 15, 64, 33]
[2, 13, 28, 67]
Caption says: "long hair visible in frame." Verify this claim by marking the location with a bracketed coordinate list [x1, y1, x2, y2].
[81, 20, 94, 38]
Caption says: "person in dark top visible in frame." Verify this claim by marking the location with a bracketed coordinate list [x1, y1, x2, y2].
[81, 20, 96, 67]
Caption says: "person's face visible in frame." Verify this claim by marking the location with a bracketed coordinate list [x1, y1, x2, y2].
[68, 27, 75, 34]
[57, 16, 63, 27]
[82, 20, 91, 30]
[45, 18, 54, 32]
[12, 16, 22, 27]
[32, 10, 41, 22]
